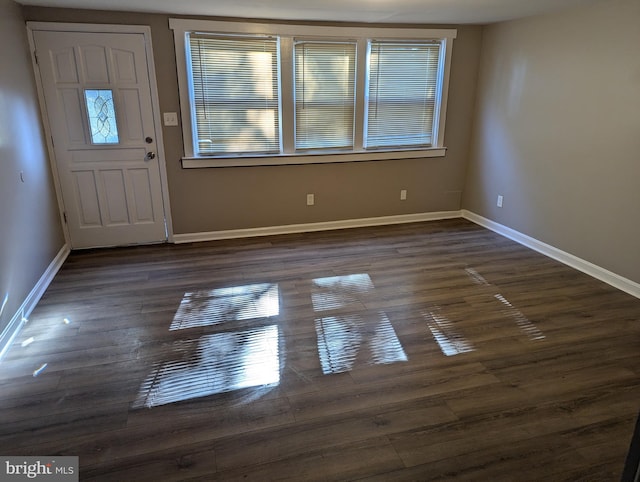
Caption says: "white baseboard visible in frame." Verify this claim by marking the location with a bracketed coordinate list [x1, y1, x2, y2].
[462, 210, 640, 299]
[0, 244, 70, 361]
[173, 211, 463, 244]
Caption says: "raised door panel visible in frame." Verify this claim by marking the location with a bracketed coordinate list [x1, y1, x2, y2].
[72, 170, 102, 227]
[120, 89, 144, 142]
[59, 88, 87, 145]
[80, 45, 110, 83]
[128, 168, 155, 223]
[50, 48, 79, 84]
[100, 169, 130, 225]
[112, 48, 138, 83]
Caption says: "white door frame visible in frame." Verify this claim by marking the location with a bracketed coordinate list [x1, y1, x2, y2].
[26, 21, 174, 246]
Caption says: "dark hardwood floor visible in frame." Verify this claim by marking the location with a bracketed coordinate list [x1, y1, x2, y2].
[1, 218, 639, 480]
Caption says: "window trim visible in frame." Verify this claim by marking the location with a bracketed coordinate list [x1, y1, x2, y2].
[169, 18, 456, 168]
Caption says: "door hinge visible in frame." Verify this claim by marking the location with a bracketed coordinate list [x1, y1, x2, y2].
[63, 212, 67, 224]
[33, 51, 38, 64]
[50, 135, 54, 148]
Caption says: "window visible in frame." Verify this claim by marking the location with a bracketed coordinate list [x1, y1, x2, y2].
[294, 41, 356, 151]
[366, 41, 442, 149]
[188, 34, 281, 155]
[170, 19, 456, 167]
[84, 89, 119, 144]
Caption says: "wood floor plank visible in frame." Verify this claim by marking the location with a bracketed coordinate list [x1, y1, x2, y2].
[208, 436, 403, 482]
[368, 429, 591, 481]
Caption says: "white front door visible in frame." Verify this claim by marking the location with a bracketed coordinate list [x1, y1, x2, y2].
[33, 29, 167, 248]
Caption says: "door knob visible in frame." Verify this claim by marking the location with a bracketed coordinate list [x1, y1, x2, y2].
[145, 152, 156, 161]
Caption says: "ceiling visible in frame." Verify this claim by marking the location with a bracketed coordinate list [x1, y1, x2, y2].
[18, 0, 607, 24]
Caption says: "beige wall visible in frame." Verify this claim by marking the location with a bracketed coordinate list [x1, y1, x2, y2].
[0, 0, 65, 339]
[463, 0, 640, 284]
[23, 7, 483, 234]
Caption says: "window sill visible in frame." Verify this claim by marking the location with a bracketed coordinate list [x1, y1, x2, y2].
[181, 147, 447, 168]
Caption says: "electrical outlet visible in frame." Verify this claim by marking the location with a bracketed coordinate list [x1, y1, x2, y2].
[400, 189, 407, 201]
[497, 195, 504, 208]
[306, 193, 315, 206]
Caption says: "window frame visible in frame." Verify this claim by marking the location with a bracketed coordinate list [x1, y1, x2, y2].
[170, 19, 456, 168]
[186, 33, 283, 156]
[364, 40, 445, 150]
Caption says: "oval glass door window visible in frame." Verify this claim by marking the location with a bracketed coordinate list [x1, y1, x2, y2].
[84, 89, 120, 144]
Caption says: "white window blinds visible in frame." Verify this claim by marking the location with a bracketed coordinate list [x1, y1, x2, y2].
[188, 34, 281, 155]
[294, 41, 356, 151]
[366, 41, 442, 149]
